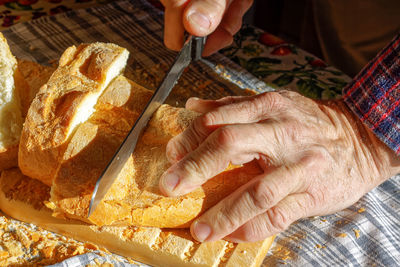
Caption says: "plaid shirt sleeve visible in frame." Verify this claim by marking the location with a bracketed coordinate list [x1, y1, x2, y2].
[343, 32, 400, 155]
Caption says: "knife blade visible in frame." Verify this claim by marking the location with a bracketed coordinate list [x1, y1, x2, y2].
[88, 36, 205, 217]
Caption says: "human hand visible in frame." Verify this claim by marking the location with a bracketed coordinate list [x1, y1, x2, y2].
[159, 91, 400, 242]
[160, 0, 253, 56]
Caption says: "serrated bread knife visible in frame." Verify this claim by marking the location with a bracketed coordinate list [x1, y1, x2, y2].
[88, 36, 206, 217]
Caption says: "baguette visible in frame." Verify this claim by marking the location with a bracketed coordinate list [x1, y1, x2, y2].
[19, 43, 129, 186]
[0, 33, 26, 171]
[0, 168, 274, 267]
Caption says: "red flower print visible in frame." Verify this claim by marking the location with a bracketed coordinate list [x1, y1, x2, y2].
[309, 59, 327, 68]
[271, 46, 292, 56]
[258, 32, 286, 47]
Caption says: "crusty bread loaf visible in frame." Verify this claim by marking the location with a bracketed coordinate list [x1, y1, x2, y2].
[18, 43, 129, 186]
[16, 44, 263, 228]
[0, 33, 26, 171]
[49, 75, 263, 228]
[0, 168, 274, 267]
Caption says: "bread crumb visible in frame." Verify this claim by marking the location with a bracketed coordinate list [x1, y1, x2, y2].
[337, 233, 347, 238]
[0, 251, 9, 259]
[315, 244, 326, 249]
[357, 208, 365, 213]
[353, 229, 361, 239]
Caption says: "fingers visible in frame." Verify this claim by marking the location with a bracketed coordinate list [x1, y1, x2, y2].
[225, 193, 314, 243]
[162, 0, 188, 51]
[163, 0, 253, 54]
[190, 165, 306, 242]
[202, 0, 253, 56]
[185, 95, 253, 114]
[183, 0, 232, 37]
[160, 123, 270, 196]
[168, 92, 287, 163]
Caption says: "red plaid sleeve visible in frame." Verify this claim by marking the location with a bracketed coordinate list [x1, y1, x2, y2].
[343, 32, 400, 155]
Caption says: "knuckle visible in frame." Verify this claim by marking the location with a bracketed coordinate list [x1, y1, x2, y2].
[215, 126, 238, 149]
[216, 205, 240, 232]
[248, 179, 276, 211]
[300, 147, 330, 172]
[202, 111, 219, 126]
[183, 154, 210, 181]
[260, 92, 287, 112]
[243, 221, 267, 242]
[190, 116, 210, 141]
[267, 206, 291, 232]
[281, 121, 303, 144]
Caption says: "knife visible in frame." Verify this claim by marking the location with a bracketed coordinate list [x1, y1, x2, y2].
[88, 36, 206, 217]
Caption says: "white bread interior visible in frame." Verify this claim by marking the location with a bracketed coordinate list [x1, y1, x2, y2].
[0, 168, 274, 267]
[18, 43, 129, 186]
[0, 33, 24, 171]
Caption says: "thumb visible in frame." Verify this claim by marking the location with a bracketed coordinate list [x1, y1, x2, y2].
[183, 0, 230, 36]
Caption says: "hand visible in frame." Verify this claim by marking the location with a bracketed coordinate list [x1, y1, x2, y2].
[159, 91, 400, 242]
[160, 0, 253, 56]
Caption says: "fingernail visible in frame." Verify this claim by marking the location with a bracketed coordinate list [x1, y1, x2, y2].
[187, 11, 211, 32]
[161, 173, 180, 193]
[193, 221, 211, 242]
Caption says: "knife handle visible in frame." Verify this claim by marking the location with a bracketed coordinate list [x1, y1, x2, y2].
[192, 36, 206, 61]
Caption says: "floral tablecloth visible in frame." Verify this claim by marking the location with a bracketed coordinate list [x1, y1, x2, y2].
[0, 0, 351, 99]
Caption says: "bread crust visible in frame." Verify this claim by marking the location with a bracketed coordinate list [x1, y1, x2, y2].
[19, 43, 129, 185]
[0, 168, 275, 267]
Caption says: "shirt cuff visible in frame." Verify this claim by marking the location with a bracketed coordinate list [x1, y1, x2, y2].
[342, 32, 400, 155]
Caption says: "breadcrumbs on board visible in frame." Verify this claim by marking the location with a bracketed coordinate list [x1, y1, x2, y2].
[337, 233, 347, 238]
[353, 229, 361, 239]
[0, 214, 135, 265]
[357, 208, 366, 213]
[315, 244, 326, 249]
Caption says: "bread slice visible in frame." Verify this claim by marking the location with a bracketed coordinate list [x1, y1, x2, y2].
[0, 168, 275, 267]
[0, 33, 25, 171]
[19, 43, 129, 186]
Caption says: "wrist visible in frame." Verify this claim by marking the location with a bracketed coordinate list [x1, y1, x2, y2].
[322, 99, 400, 190]
[337, 99, 400, 181]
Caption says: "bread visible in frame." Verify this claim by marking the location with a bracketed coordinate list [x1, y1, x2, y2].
[0, 168, 275, 267]
[17, 59, 55, 117]
[18, 43, 129, 186]
[15, 43, 263, 228]
[0, 33, 26, 171]
[49, 75, 263, 228]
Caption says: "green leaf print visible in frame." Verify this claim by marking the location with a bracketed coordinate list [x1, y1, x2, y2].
[273, 74, 294, 87]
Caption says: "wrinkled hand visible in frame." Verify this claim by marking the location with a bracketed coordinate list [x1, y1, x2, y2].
[159, 91, 400, 243]
[160, 0, 253, 56]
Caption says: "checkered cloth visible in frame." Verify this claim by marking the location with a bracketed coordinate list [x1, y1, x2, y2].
[343, 32, 400, 155]
[2, 0, 400, 265]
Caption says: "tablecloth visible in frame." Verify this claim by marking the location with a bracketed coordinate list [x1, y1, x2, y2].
[1, 0, 400, 266]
